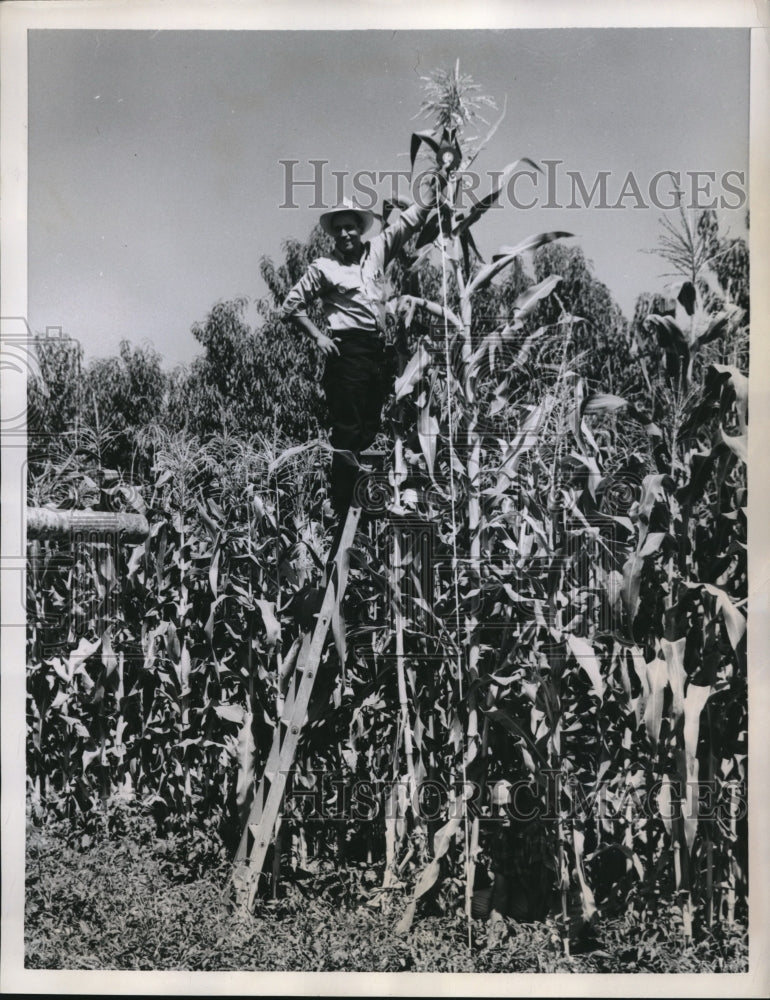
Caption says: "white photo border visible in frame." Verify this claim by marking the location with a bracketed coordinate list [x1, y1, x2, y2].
[2, 2, 768, 996]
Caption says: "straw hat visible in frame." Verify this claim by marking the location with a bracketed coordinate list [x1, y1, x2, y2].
[319, 198, 375, 237]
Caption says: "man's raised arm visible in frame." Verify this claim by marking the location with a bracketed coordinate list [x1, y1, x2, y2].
[380, 169, 446, 266]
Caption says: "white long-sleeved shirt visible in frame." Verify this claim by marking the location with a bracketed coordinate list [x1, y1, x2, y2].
[281, 203, 426, 335]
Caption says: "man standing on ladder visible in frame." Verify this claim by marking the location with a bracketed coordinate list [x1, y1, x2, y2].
[281, 170, 445, 529]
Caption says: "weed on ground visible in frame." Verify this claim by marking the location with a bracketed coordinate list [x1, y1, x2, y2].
[25, 816, 747, 974]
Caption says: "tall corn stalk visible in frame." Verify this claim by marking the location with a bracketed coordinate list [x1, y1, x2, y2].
[393, 65, 573, 936]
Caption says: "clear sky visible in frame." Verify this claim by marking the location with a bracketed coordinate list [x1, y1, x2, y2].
[28, 28, 750, 367]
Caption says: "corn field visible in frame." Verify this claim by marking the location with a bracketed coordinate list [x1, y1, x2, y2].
[26, 66, 748, 960]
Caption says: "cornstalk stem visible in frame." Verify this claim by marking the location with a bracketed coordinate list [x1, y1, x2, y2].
[727, 781, 738, 926]
[391, 480, 417, 810]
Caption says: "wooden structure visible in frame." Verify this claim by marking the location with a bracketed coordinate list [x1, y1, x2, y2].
[231, 504, 362, 910]
[27, 507, 149, 542]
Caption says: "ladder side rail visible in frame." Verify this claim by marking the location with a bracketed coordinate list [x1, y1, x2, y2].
[233, 632, 311, 865]
[233, 506, 362, 899]
[242, 506, 361, 896]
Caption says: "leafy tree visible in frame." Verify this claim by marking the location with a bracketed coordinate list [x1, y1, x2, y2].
[711, 231, 749, 317]
[531, 242, 632, 393]
[84, 340, 168, 479]
[177, 293, 325, 445]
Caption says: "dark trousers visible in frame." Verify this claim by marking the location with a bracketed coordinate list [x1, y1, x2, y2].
[322, 332, 386, 514]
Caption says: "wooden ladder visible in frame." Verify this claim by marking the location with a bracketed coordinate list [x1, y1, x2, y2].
[231, 503, 362, 911]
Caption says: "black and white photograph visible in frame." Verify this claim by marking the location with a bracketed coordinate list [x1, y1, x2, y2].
[1, 1, 768, 995]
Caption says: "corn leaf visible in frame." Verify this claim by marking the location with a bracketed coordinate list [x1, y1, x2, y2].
[214, 703, 246, 725]
[682, 684, 712, 851]
[513, 274, 563, 321]
[573, 826, 598, 922]
[394, 342, 432, 401]
[255, 599, 281, 651]
[720, 426, 747, 463]
[66, 636, 102, 680]
[659, 774, 674, 837]
[466, 231, 573, 297]
[621, 532, 666, 621]
[567, 633, 605, 700]
[701, 583, 746, 649]
[452, 157, 541, 236]
[235, 709, 256, 830]
[710, 363, 748, 430]
[643, 656, 668, 748]
[409, 129, 440, 172]
[494, 402, 548, 492]
[661, 637, 686, 721]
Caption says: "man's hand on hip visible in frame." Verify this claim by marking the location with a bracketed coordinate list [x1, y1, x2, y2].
[315, 333, 340, 357]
